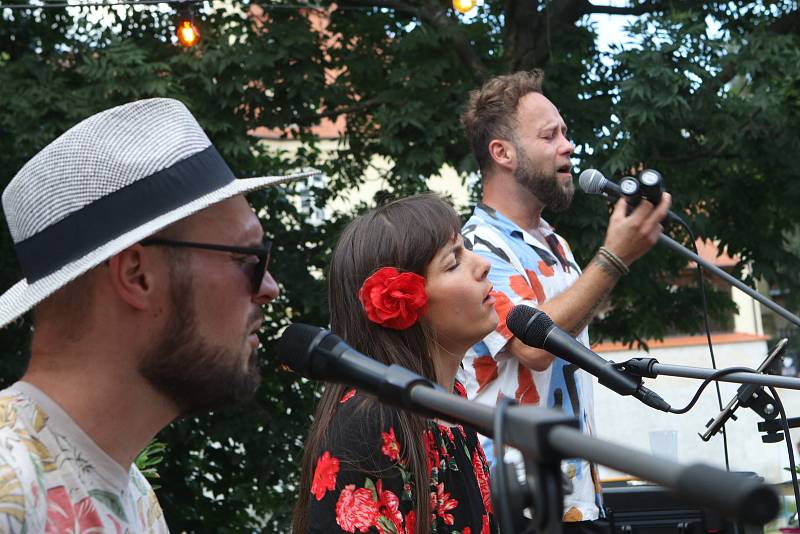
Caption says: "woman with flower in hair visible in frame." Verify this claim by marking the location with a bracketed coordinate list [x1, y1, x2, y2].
[292, 194, 499, 534]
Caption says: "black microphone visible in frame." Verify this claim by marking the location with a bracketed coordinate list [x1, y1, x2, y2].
[579, 168, 683, 226]
[506, 305, 671, 412]
[276, 323, 441, 407]
[700, 338, 788, 442]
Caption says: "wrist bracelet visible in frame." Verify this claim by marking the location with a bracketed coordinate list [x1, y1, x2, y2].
[597, 246, 630, 276]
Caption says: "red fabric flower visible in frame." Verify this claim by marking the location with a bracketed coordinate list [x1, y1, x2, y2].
[335, 484, 380, 533]
[472, 449, 493, 513]
[381, 427, 401, 462]
[311, 451, 340, 501]
[358, 267, 428, 330]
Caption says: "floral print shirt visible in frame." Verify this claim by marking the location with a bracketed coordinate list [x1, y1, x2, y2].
[306, 383, 497, 534]
[460, 203, 603, 522]
[0, 382, 169, 533]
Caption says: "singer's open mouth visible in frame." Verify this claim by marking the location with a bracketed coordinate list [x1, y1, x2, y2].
[482, 287, 494, 303]
[557, 164, 571, 175]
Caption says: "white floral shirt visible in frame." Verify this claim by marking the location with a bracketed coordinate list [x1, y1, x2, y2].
[0, 382, 169, 533]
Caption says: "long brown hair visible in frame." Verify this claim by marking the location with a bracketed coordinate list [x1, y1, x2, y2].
[292, 193, 462, 534]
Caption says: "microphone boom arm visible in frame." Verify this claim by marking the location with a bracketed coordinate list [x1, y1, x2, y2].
[658, 234, 800, 327]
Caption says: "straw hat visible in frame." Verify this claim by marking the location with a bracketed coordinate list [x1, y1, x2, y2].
[0, 98, 317, 328]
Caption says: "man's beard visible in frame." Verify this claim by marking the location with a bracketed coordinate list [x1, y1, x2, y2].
[513, 142, 575, 213]
[138, 267, 262, 415]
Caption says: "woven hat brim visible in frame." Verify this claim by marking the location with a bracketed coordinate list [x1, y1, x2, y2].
[0, 169, 317, 329]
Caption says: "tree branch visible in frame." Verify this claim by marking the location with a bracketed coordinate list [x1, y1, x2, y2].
[335, 0, 489, 80]
[292, 96, 386, 126]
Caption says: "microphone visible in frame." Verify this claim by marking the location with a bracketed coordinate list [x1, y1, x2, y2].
[506, 305, 671, 412]
[578, 168, 621, 199]
[579, 168, 683, 225]
[276, 323, 441, 407]
[700, 338, 788, 442]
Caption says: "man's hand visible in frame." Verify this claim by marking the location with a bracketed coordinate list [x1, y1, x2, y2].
[603, 193, 672, 266]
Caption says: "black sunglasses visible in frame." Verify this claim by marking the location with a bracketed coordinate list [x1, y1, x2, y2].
[141, 236, 272, 293]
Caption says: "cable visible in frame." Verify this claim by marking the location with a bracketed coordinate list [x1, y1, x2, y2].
[667, 366, 756, 414]
[668, 212, 732, 471]
[768, 386, 800, 526]
[493, 396, 516, 534]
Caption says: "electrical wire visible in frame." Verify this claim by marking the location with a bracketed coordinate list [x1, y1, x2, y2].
[493, 396, 516, 534]
[667, 366, 756, 414]
[668, 212, 732, 471]
[768, 386, 800, 526]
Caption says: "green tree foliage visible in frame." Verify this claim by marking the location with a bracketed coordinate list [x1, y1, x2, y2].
[2, 0, 800, 530]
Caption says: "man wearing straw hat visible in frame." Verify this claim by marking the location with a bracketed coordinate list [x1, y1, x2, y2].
[0, 98, 314, 532]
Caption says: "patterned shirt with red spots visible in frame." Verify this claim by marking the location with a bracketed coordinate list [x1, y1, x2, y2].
[459, 203, 602, 522]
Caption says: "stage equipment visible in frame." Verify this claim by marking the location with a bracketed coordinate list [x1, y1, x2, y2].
[602, 478, 765, 534]
[277, 323, 780, 534]
[701, 338, 788, 442]
[507, 305, 671, 411]
[578, 169, 800, 328]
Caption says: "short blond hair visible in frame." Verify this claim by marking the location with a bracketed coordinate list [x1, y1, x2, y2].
[460, 70, 544, 174]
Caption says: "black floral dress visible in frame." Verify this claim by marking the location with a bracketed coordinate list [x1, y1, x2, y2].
[305, 382, 497, 534]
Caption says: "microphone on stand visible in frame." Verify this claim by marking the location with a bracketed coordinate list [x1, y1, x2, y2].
[700, 338, 789, 442]
[579, 168, 683, 225]
[507, 305, 672, 412]
[276, 323, 442, 408]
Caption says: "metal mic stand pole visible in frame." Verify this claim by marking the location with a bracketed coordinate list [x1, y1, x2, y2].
[397, 376, 779, 530]
[657, 234, 800, 327]
[618, 357, 800, 390]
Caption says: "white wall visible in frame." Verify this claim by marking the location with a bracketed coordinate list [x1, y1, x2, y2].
[593, 338, 798, 484]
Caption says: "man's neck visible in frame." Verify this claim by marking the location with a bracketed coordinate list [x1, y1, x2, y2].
[24, 341, 178, 468]
[481, 172, 545, 231]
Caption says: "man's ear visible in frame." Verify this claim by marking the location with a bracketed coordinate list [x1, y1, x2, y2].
[488, 139, 516, 173]
[106, 245, 162, 311]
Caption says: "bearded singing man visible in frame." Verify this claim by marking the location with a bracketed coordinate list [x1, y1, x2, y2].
[0, 98, 315, 532]
[459, 71, 671, 533]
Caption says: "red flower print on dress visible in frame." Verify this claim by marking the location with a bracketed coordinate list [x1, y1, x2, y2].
[335, 484, 380, 533]
[340, 388, 357, 403]
[358, 267, 428, 330]
[45, 486, 103, 533]
[431, 482, 459, 526]
[515, 364, 540, 405]
[472, 355, 498, 393]
[311, 451, 340, 501]
[423, 430, 441, 473]
[381, 427, 401, 462]
[472, 449, 493, 513]
[491, 290, 514, 339]
[403, 510, 416, 534]
[481, 513, 491, 534]
[374, 479, 403, 534]
[438, 424, 455, 445]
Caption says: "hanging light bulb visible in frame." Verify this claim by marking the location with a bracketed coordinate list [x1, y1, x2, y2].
[176, 5, 200, 48]
[452, 0, 476, 14]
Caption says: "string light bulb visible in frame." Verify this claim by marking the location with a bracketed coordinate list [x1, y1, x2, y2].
[452, 0, 475, 14]
[175, 5, 200, 47]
